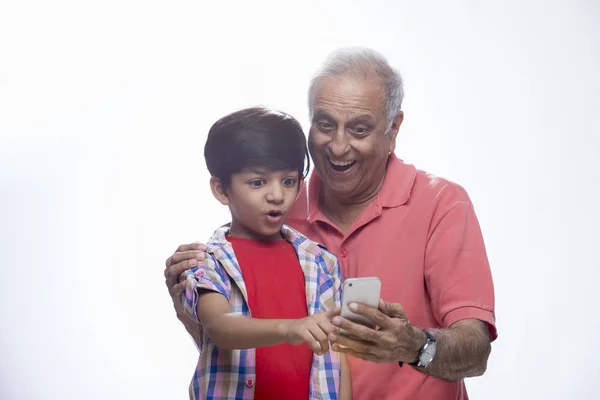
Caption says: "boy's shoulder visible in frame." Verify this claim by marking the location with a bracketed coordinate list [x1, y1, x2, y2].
[196, 225, 234, 266]
[205, 224, 231, 250]
[281, 224, 338, 263]
[201, 223, 339, 266]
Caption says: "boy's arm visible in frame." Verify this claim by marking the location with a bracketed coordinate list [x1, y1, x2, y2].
[197, 291, 337, 354]
[339, 353, 352, 400]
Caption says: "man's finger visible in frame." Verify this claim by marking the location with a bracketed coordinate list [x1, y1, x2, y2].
[380, 300, 407, 319]
[170, 281, 187, 313]
[329, 333, 372, 353]
[348, 302, 394, 330]
[175, 242, 207, 253]
[167, 250, 205, 267]
[165, 260, 198, 289]
[171, 281, 187, 298]
[378, 299, 388, 314]
[331, 316, 380, 342]
[332, 344, 383, 363]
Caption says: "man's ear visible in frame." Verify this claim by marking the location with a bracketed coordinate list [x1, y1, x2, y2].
[210, 176, 230, 206]
[388, 111, 404, 153]
[295, 178, 305, 201]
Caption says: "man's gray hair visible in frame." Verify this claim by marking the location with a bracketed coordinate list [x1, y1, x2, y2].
[308, 47, 404, 130]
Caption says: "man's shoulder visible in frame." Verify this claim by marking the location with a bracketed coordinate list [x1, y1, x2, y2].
[410, 166, 472, 206]
[379, 155, 472, 209]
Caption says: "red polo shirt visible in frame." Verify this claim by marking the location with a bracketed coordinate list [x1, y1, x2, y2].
[287, 153, 497, 400]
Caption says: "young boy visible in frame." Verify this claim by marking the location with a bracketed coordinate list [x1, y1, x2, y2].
[180, 107, 351, 400]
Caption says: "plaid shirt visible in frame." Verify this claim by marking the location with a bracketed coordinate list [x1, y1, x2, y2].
[181, 224, 343, 400]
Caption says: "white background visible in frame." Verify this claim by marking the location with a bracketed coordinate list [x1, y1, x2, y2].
[1, 0, 599, 399]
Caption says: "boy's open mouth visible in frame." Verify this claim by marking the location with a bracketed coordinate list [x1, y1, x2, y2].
[266, 210, 283, 217]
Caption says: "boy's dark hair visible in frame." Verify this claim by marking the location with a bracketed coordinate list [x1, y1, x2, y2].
[204, 107, 310, 186]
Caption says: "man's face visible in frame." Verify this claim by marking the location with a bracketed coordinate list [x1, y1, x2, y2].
[308, 76, 402, 203]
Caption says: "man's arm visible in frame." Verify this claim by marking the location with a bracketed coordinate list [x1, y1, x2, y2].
[329, 301, 492, 382]
[414, 319, 491, 381]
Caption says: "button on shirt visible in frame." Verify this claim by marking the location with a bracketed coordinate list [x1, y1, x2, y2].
[287, 153, 498, 400]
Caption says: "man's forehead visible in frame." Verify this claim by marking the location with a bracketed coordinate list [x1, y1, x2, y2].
[310, 76, 385, 120]
[312, 107, 377, 123]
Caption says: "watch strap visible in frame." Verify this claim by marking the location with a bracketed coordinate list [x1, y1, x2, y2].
[408, 330, 434, 367]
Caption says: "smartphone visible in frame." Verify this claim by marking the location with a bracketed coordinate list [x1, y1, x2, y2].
[340, 277, 381, 329]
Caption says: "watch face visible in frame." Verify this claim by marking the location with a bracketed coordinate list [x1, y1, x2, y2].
[422, 342, 437, 363]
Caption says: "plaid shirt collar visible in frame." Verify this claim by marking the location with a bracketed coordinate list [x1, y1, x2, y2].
[206, 224, 327, 308]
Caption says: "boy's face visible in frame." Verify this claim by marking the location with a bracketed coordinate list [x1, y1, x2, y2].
[211, 167, 301, 241]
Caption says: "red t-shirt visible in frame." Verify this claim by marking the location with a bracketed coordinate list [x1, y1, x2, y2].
[228, 236, 313, 400]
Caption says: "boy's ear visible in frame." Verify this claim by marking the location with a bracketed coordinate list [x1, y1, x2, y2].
[210, 176, 230, 206]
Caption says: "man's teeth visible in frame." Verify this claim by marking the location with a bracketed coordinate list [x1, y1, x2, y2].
[329, 159, 355, 166]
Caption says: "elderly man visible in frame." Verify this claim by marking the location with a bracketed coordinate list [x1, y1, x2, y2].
[165, 47, 497, 400]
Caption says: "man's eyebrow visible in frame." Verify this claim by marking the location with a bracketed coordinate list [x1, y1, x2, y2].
[312, 109, 334, 120]
[312, 109, 376, 125]
[348, 115, 376, 125]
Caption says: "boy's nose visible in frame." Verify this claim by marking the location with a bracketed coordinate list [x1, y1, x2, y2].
[266, 185, 284, 203]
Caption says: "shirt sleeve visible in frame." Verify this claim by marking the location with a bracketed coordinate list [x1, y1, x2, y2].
[179, 254, 231, 324]
[424, 189, 498, 341]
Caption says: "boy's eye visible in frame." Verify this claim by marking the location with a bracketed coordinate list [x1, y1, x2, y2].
[282, 177, 297, 187]
[248, 179, 265, 188]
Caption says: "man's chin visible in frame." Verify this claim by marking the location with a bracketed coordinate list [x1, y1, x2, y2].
[324, 181, 358, 199]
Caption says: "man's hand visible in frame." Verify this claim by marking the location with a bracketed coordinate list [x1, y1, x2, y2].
[329, 299, 425, 364]
[280, 308, 341, 355]
[164, 242, 208, 338]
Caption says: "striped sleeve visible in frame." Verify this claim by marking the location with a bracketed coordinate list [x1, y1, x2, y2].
[180, 255, 230, 323]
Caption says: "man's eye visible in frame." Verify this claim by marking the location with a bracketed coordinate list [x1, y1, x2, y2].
[317, 120, 334, 131]
[352, 126, 369, 135]
[248, 179, 265, 188]
[282, 178, 297, 186]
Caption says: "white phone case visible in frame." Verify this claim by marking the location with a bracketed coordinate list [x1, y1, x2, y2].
[340, 277, 381, 329]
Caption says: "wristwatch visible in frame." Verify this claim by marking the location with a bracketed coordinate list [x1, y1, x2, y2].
[409, 330, 437, 368]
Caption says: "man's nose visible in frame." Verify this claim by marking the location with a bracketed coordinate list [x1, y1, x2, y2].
[329, 129, 349, 157]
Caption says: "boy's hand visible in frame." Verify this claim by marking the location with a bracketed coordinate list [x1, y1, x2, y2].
[280, 308, 340, 355]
